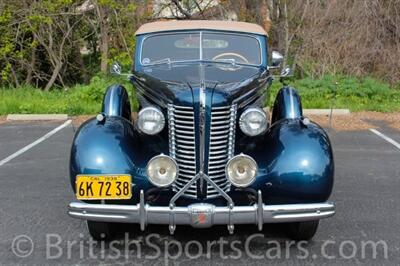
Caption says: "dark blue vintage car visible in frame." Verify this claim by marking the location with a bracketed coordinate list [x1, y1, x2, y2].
[68, 20, 335, 240]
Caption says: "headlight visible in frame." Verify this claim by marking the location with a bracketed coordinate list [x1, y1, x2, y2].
[226, 154, 257, 187]
[239, 108, 268, 136]
[137, 107, 165, 135]
[146, 155, 178, 187]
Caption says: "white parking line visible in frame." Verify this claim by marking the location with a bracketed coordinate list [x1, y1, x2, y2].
[0, 120, 72, 166]
[369, 128, 400, 150]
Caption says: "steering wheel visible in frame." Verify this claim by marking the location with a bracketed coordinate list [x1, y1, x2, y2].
[212, 52, 249, 64]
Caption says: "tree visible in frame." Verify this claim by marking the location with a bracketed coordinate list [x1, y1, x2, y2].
[26, 1, 84, 90]
[1, 0, 400, 89]
[94, 0, 109, 73]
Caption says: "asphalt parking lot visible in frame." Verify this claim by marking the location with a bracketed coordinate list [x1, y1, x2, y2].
[0, 119, 399, 265]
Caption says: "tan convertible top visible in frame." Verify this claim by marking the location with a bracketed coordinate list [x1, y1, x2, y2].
[135, 20, 267, 36]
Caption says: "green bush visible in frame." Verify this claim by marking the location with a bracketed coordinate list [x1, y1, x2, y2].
[0, 75, 137, 115]
[267, 75, 400, 112]
[0, 75, 399, 115]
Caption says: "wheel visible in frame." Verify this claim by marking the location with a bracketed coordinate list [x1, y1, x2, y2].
[86, 221, 116, 241]
[286, 220, 319, 241]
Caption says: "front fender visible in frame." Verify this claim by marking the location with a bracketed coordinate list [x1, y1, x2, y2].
[102, 84, 132, 120]
[69, 117, 168, 203]
[243, 119, 334, 204]
[271, 86, 302, 123]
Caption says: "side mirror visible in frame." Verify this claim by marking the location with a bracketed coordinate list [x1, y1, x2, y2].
[110, 62, 122, 75]
[270, 51, 284, 68]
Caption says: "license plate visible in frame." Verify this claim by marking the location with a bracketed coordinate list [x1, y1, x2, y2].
[75, 175, 132, 200]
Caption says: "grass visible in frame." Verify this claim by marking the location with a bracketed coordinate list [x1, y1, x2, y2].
[268, 75, 400, 112]
[0, 75, 136, 115]
[1, 75, 399, 115]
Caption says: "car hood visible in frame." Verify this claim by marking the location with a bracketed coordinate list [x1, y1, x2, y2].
[132, 63, 269, 107]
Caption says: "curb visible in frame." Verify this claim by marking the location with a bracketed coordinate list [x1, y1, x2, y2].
[6, 114, 69, 121]
[303, 109, 350, 115]
[263, 108, 350, 116]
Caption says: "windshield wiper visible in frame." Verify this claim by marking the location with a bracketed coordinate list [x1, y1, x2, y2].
[143, 57, 171, 66]
[213, 58, 237, 66]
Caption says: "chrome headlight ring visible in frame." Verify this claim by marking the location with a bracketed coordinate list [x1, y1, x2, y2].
[146, 154, 178, 187]
[137, 106, 165, 135]
[225, 154, 258, 187]
[239, 107, 268, 137]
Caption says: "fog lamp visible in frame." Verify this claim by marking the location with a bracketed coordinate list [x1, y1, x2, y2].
[226, 154, 257, 187]
[146, 155, 178, 187]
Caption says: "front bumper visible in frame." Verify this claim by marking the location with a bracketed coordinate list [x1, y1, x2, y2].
[68, 190, 335, 234]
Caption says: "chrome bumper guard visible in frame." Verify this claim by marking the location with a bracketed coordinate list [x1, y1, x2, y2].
[68, 190, 335, 234]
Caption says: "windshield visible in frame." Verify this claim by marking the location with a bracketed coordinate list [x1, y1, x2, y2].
[141, 32, 262, 66]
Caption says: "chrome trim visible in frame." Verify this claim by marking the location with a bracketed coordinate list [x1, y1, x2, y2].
[173, 131, 195, 138]
[212, 117, 231, 122]
[68, 190, 335, 234]
[212, 106, 232, 110]
[257, 190, 263, 231]
[199, 31, 203, 60]
[168, 105, 176, 160]
[139, 190, 145, 230]
[210, 135, 229, 140]
[146, 154, 179, 187]
[211, 124, 230, 130]
[137, 106, 165, 135]
[180, 165, 196, 170]
[212, 110, 231, 115]
[211, 131, 230, 136]
[168, 103, 237, 199]
[209, 154, 229, 160]
[174, 114, 194, 119]
[239, 107, 268, 136]
[228, 105, 237, 158]
[175, 124, 195, 130]
[170, 173, 202, 207]
[175, 144, 195, 150]
[208, 150, 226, 156]
[168, 104, 198, 198]
[175, 120, 194, 125]
[176, 154, 195, 160]
[212, 120, 231, 126]
[199, 77, 206, 196]
[199, 71, 206, 187]
[225, 154, 258, 187]
[175, 157, 195, 164]
[203, 104, 237, 198]
[176, 139, 195, 145]
[174, 109, 193, 114]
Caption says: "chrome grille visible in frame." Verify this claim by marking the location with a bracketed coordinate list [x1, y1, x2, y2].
[168, 104, 197, 197]
[206, 105, 237, 198]
[168, 104, 237, 199]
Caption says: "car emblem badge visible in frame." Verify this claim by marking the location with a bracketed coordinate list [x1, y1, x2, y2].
[200, 113, 205, 129]
[196, 213, 207, 224]
[189, 203, 214, 228]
